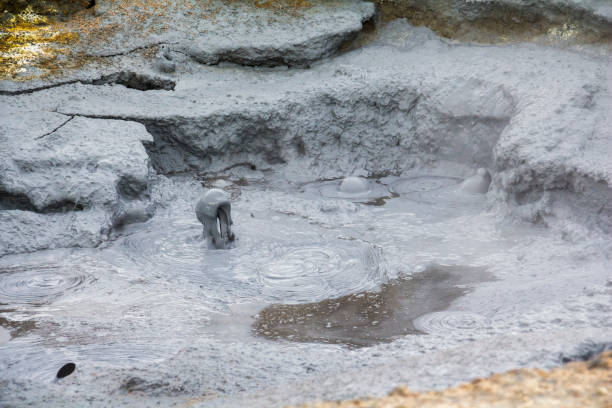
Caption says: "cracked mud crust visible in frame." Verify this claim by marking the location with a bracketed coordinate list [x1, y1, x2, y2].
[294, 351, 612, 408]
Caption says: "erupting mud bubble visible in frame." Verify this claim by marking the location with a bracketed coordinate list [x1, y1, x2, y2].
[195, 189, 235, 249]
[304, 177, 390, 203]
[339, 176, 369, 195]
[385, 171, 493, 208]
[459, 168, 492, 194]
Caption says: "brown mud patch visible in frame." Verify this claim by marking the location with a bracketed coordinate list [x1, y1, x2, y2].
[0, 310, 36, 338]
[253, 265, 490, 348]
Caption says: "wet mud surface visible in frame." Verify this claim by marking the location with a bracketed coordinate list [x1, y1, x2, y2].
[0, 0, 611, 405]
[254, 265, 490, 347]
[1, 170, 610, 407]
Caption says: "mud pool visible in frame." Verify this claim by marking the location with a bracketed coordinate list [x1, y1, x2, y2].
[1, 169, 611, 407]
[1, 1, 611, 405]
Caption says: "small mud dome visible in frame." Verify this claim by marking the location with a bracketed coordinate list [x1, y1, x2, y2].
[253, 265, 490, 347]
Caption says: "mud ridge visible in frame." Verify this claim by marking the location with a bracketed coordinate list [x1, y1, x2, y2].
[0, 71, 175, 96]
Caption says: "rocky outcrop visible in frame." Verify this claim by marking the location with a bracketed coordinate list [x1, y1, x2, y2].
[178, 1, 376, 67]
[0, 113, 152, 210]
[0, 209, 106, 257]
[1, 14, 610, 256]
[135, 76, 513, 178]
[0, 0, 377, 91]
[37, 21, 606, 237]
[0, 112, 155, 255]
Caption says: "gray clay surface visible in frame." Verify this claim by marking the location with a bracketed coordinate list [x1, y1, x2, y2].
[0, 1, 611, 407]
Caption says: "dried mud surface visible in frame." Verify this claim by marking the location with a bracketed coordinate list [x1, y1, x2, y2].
[294, 351, 612, 408]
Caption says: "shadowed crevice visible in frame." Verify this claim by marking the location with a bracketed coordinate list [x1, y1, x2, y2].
[0, 71, 175, 96]
[0, 190, 85, 213]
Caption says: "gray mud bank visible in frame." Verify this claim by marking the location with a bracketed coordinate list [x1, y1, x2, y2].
[1, 1, 611, 407]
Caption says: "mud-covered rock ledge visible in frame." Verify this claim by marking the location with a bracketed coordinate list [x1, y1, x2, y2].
[0, 113, 155, 256]
[0, 0, 376, 90]
[1, 20, 611, 257]
[47, 23, 611, 234]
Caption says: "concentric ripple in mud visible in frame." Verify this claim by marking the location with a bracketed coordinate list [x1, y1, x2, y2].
[0, 264, 92, 306]
[413, 311, 492, 332]
[257, 243, 386, 303]
[103, 214, 388, 305]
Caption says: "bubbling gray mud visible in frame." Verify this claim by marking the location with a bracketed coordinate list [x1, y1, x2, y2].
[102, 212, 387, 305]
[304, 177, 391, 204]
[0, 264, 92, 305]
[0, 170, 610, 407]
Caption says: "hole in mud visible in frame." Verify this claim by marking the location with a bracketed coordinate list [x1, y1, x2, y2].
[56, 362, 75, 379]
[362, 193, 398, 207]
[253, 265, 490, 348]
[216, 206, 234, 243]
[41, 200, 85, 213]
